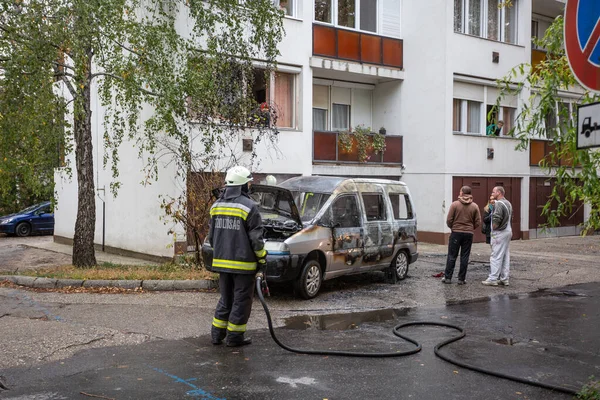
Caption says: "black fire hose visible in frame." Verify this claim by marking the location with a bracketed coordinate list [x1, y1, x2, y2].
[255, 275, 578, 395]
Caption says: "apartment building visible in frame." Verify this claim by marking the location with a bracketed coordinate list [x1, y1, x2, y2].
[54, 0, 584, 260]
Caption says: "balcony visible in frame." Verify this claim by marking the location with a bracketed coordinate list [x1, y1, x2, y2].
[312, 24, 403, 69]
[313, 131, 403, 165]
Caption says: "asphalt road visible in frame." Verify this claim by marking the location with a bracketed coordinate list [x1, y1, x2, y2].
[1, 283, 598, 399]
[0, 234, 599, 399]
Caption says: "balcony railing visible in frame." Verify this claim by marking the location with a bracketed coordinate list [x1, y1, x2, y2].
[312, 24, 403, 69]
[313, 131, 403, 165]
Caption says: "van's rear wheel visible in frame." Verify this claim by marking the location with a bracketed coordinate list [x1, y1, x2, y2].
[294, 259, 322, 299]
[392, 250, 409, 280]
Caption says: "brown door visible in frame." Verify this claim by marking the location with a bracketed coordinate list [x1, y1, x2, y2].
[529, 178, 584, 229]
[453, 177, 522, 243]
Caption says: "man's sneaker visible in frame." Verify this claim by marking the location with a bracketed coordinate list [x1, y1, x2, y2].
[457, 280, 466, 285]
[499, 280, 510, 286]
[481, 279, 499, 286]
[441, 277, 452, 284]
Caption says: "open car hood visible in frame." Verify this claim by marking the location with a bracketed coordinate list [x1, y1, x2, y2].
[250, 184, 302, 227]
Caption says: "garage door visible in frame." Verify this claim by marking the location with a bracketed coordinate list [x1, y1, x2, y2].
[452, 177, 522, 243]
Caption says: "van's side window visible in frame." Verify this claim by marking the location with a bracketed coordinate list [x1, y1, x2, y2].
[362, 194, 386, 221]
[331, 195, 361, 228]
[389, 194, 413, 220]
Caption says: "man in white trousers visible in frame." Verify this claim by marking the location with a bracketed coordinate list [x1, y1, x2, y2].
[482, 186, 513, 286]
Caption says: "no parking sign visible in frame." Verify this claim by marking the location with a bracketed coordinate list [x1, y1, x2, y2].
[565, 0, 600, 149]
[565, 0, 600, 92]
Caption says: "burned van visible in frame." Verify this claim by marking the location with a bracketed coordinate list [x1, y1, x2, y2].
[202, 176, 418, 299]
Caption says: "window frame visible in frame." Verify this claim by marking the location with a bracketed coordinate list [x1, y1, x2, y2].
[388, 193, 413, 220]
[454, 0, 519, 44]
[274, 0, 296, 17]
[361, 193, 387, 222]
[314, 0, 391, 37]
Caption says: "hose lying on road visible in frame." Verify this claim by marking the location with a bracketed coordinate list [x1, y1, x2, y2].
[255, 276, 578, 396]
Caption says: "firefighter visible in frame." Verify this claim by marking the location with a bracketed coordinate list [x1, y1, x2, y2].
[209, 165, 267, 347]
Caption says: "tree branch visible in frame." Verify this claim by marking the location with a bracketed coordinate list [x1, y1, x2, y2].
[90, 72, 160, 97]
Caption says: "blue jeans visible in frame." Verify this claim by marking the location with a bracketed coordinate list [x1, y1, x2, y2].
[444, 232, 474, 282]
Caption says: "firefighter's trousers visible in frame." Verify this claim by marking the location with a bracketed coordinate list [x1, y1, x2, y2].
[211, 272, 255, 343]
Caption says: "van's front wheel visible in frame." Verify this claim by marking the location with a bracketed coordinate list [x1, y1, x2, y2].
[294, 260, 322, 299]
[392, 250, 409, 280]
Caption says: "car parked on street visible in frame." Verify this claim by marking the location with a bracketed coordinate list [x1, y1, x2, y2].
[203, 176, 418, 299]
[0, 201, 54, 237]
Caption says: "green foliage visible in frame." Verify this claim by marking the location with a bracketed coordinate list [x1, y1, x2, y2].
[577, 377, 600, 400]
[496, 16, 600, 232]
[0, 0, 284, 263]
[338, 125, 386, 163]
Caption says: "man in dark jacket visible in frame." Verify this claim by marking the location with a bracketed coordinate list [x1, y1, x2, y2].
[208, 165, 267, 347]
[442, 186, 481, 285]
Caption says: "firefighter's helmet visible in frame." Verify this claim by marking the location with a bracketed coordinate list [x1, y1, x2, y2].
[225, 166, 253, 186]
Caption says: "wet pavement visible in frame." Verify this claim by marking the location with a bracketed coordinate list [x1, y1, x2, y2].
[1, 283, 598, 399]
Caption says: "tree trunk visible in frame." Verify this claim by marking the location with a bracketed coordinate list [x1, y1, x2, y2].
[72, 53, 96, 267]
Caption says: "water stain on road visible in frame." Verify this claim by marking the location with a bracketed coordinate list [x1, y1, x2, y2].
[283, 308, 411, 331]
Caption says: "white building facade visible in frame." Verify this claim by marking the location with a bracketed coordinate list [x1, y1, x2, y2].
[54, 0, 582, 260]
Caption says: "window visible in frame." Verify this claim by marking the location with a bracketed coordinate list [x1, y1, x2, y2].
[315, 0, 332, 23]
[313, 108, 328, 130]
[332, 103, 350, 131]
[502, 107, 516, 134]
[362, 194, 386, 221]
[389, 194, 413, 220]
[273, 72, 294, 128]
[466, 101, 481, 134]
[249, 69, 295, 129]
[338, 0, 356, 28]
[330, 195, 361, 228]
[454, 0, 518, 44]
[453, 99, 462, 132]
[314, 0, 400, 38]
[274, 0, 294, 16]
[360, 0, 377, 32]
[468, 0, 481, 36]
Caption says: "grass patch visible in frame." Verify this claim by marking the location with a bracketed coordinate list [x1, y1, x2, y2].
[12, 262, 217, 281]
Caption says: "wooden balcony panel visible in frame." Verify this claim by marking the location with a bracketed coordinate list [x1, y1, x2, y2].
[313, 131, 403, 165]
[337, 29, 361, 61]
[314, 131, 337, 161]
[312, 24, 403, 69]
[382, 38, 403, 68]
[383, 136, 403, 163]
[313, 25, 337, 58]
[360, 34, 382, 65]
[530, 140, 545, 165]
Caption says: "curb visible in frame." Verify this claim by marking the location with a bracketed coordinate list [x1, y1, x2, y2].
[0, 275, 218, 291]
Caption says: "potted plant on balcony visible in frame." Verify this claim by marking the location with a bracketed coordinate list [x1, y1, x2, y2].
[379, 126, 387, 135]
[338, 125, 386, 163]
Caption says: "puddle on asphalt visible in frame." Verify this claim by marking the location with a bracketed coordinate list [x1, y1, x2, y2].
[283, 308, 410, 331]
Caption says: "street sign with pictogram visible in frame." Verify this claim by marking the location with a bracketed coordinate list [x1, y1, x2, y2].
[564, 0, 600, 92]
[577, 101, 600, 149]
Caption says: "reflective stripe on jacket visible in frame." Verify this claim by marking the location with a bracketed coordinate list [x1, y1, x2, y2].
[208, 188, 266, 274]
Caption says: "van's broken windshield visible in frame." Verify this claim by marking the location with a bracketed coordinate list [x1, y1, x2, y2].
[291, 192, 330, 223]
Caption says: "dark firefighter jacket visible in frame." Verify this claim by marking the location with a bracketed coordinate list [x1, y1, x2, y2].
[208, 186, 266, 274]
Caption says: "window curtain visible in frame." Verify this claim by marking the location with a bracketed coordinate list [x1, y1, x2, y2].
[467, 101, 481, 133]
[504, 1, 517, 44]
[487, 0, 499, 40]
[274, 72, 293, 128]
[360, 0, 377, 32]
[313, 109, 327, 131]
[454, 0, 463, 32]
[468, 0, 481, 36]
[453, 99, 462, 131]
[332, 104, 350, 131]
